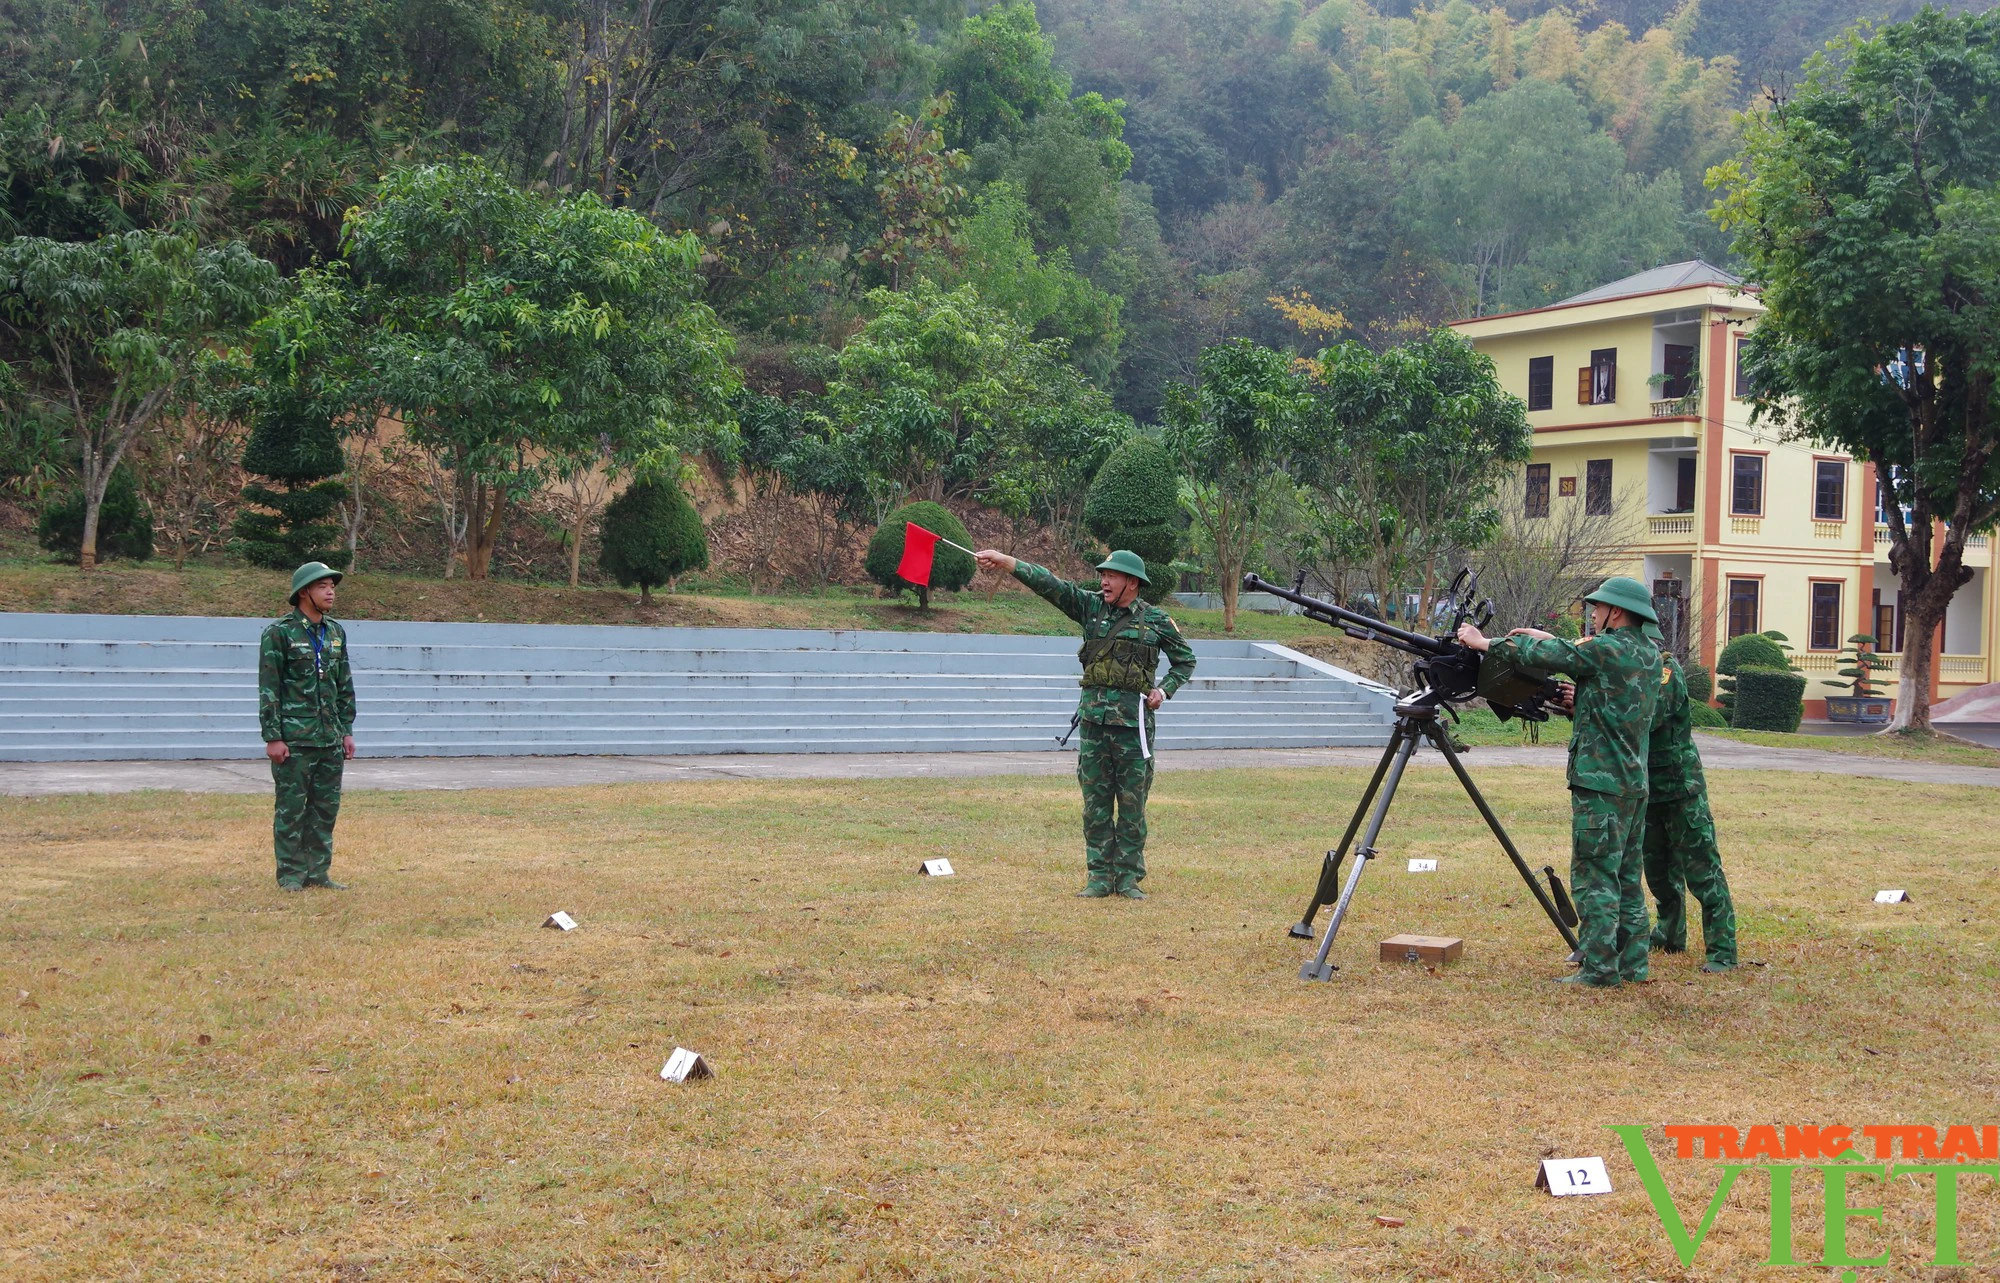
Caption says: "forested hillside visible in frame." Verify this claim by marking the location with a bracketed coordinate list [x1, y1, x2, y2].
[0, 0, 1986, 596]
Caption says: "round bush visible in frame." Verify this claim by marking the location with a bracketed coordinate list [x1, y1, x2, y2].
[1716, 632, 1790, 676]
[1084, 437, 1179, 535]
[866, 501, 975, 601]
[37, 465, 154, 562]
[598, 477, 708, 601]
[1084, 436, 1183, 604]
[1687, 699, 1728, 729]
[1733, 667, 1807, 732]
[1716, 632, 1791, 717]
[1683, 663, 1712, 704]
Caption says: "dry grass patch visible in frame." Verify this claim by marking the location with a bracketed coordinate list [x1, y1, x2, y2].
[1, 767, 1994, 1280]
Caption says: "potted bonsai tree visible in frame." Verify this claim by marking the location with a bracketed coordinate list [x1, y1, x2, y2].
[1826, 633, 1892, 724]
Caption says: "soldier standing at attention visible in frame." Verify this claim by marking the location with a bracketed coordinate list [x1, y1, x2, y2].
[259, 562, 357, 892]
[1457, 577, 1662, 989]
[973, 548, 1196, 899]
[1642, 634, 1739, 972]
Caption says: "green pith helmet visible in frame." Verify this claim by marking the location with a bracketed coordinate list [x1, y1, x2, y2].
[1095, 549, 1150, 584]
[1642, 622, 1664, 643]
[1582, 575, 1658, 625]
[289, 561, 343, 604]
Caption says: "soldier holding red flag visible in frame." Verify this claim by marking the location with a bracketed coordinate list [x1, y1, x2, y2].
[973, 546, 1196, 899]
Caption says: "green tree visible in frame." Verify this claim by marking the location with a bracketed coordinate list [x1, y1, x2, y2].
[339, 160, 740, 580]
[598, 476, 708, 604]
[234, 398, 351, 572]
[1710, 8, 2000, 732]
[0, 230, 280, 568]
[926, 182, 1124, 385]
[864, 498, 975, 607]
[937, 2, 1073, 151]
[1297, 329, 1531, 628]
[1084, 434, 1184, 603]
[36, 464, 153, 563]
[1160, 338, 1308, 631]
[866, 94, 970, 291]
[827, 279, 1087, 515]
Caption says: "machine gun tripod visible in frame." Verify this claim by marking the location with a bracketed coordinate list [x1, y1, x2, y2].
[1241, 572, 1582, 981]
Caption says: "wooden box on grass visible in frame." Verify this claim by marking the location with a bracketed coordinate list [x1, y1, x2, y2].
[1380, 934, 1463, 966]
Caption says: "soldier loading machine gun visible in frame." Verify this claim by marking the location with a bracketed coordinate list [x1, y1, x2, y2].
[1240, 570, 1583, 981]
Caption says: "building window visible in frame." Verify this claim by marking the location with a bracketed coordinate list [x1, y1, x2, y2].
[1527, 356, 1553, 411]
[1585, 459, 1612, 516]
[1524, 463, 1550, 518]
[1814, 459, 1846, 521]
[1731, 453, 1764, 516]
[1661, 343, 1696, 400]
[1810, 581, 1842, 651]
[1734, 335, 1756, 399]
[1727, 579, 1761, 639]
[1674, 456, 1697, 513]
[1579, 348, 1617, 405]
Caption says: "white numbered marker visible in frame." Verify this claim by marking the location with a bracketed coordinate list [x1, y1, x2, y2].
[1536, 1156, 1612, 1197]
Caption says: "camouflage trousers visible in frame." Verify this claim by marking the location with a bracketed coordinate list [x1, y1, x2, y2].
[1570, 788, 1650, 987]
[1644, 793, 1738, 967]
[1077, 718, 1154, 890]
[272, 744, 344, 888]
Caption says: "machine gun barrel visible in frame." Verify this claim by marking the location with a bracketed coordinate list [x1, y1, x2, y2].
[1240, 574, 1449, 657]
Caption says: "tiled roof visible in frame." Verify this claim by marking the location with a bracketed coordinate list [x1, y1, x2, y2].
[1556, 259, 1744, 306]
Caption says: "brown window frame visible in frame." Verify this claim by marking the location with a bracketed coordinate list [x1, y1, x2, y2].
[1730, 452, 1766, 517]
[1526, 356, 1553, 411]
[1813, 457, 1847, 522]
[1809, 579, 1843, 651]
[1586, 348, 1616, 405]
[1584, 458, 1613, 516]
[1524, 462, 1550, 519]
[1734, 334, 1756, 400]
[1726, 577, 1762, 640]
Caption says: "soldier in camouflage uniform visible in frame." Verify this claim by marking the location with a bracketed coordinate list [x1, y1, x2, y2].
[1642, 636, 1738, 971]
[974, 547, 1197, 899]
[1459, 577, 1662, 989]
[259, 562, 357, 892]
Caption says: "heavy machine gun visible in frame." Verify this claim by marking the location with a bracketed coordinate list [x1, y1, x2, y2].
[1241, 570, 1582, 981]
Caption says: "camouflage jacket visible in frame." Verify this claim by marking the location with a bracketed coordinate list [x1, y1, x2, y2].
[1490, 625, 1660, 798]
[258, 610, 356, 747]
[1646, 653, 1706, 802]
[1013, 561, 1197, 726]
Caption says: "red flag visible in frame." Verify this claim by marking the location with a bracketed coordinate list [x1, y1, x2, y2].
[896, 522, 940, 586]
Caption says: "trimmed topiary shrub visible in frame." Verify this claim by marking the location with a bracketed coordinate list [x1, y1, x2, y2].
[1083, 436, 1183, 604]
[865, 500, 974, 607]
[234, 399, 351, 572]
[1687, 699, 1728, 729]
[1683, 662, 1712, 704]
[1733, 667, 1806, 732]
[37, 464, 154, 562]
[1716, 632, 1792, 722]
[599, 477, 708, 603]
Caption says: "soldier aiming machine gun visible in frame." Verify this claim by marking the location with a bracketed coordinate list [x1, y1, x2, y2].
[1240, 570, 1582, 981]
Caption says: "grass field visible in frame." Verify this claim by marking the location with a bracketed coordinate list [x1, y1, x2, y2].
[1702, 726, 2000, 767]
[3, 766, 1994, 1281]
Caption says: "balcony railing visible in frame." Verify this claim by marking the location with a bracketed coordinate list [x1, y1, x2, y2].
[1648, 514, 1695, 537]
[1649, 395, 1699, 418]
[1730, 517, 1762, 536]
[1875, 524, 1891, 546]
[1943, 654, 1987, 681]
[1813, 522, 1845, 540]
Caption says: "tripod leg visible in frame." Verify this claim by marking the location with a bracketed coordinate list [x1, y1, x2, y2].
[1300, 728, 1421, 981]
[1289, 724, 1408, 939]
[1425, 723, 1581, 953]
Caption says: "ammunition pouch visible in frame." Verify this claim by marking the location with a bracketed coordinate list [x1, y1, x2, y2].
[1080, 635, 1161, 693]
[1476, 652, 1559, 717]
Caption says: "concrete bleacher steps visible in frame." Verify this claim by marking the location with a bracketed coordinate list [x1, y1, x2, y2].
[0, 614, 1397, 762]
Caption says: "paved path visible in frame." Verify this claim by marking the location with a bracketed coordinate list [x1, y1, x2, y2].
[1, 735, 1992, 795]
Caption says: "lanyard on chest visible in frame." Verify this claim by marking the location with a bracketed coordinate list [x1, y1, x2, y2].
[306, 621, 328, 677]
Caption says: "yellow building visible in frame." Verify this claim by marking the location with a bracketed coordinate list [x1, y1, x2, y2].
[1451, 261, 1994, 717]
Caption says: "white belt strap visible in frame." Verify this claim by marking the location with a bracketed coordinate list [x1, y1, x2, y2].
[1137, 699, 1151, 760]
